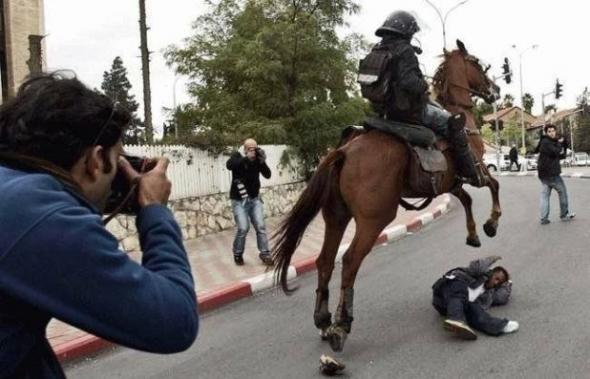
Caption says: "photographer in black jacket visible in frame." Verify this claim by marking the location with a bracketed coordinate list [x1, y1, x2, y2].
[226, 138, 272, 266]
[537, 124, 575, 224]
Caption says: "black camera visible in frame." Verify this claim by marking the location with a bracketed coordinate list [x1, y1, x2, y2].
[104, 155, 146, 215]
[255, 147, 261, 156]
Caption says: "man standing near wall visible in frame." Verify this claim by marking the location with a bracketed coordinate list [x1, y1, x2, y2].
[226, 138, 273, 266]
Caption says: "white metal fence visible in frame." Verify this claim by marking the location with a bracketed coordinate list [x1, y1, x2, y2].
[123, 144, 301, 200]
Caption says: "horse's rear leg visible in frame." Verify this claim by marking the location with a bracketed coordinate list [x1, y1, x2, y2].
[314, 212, 350, 339]
[326, 220, 385, 352]
[452, 187, 481, 247]
[483, 176, 501, 237]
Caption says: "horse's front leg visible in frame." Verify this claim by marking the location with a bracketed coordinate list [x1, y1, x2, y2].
[483, 176, 501, 237]
[452, 187, 481, 247]
[326, 221, 383, 352]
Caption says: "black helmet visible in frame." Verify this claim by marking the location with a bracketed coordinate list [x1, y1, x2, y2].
[375, 10, 420, 38]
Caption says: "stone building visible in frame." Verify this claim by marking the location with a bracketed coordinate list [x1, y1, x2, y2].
[0, 0, 45, 102]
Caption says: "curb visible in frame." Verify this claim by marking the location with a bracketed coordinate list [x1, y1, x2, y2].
[56, 194, 452, 363]
[498, 171, 590, 179]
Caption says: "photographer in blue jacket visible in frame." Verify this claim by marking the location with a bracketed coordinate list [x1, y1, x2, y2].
[0, 73, 198, 378]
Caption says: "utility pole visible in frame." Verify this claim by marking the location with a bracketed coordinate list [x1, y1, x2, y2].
[512, 44, 538, 160]
[423, 0, 471, 49]
[139, 0, 153, 143]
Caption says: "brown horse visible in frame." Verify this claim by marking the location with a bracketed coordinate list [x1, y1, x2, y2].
[272, 40, 501, 352]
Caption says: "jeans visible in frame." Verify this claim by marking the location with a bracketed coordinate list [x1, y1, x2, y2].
[231, 197, 270, 257]
[539, 176, 569, 220]
[422, 103, 451, 136]
[432, 279, 508, 336]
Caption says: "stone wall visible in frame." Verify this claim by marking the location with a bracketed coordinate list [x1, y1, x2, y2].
[106, 181, 305, 252]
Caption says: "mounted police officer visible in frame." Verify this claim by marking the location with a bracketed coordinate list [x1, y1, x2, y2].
[358, 10, 479, 182]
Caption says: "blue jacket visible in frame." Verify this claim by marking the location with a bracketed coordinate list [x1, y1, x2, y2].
[0, 166, 199, 378]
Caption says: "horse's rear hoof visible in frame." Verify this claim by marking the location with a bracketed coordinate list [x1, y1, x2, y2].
[326, 325, 347, 352]
[483, 220, 497, 237]
[466, 235, 481, 248]
[319, 329, 330, 341]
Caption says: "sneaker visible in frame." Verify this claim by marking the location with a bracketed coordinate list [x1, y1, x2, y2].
[502, 320, 519, 334]
[540, 219, 550, 225]
[234, 255, 244, 266]
[443, 319, 478, 340]
[560, 213, 576, 222]
[259, 253, 273, 266]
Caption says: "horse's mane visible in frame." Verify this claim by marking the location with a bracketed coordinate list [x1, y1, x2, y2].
[432, 50, 459, 103]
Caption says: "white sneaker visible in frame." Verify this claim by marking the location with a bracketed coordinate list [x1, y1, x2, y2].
[502, 320, 519, 334]
[561, 213, 575, 221]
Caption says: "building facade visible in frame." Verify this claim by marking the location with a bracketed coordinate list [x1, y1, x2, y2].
[0, 0, 45, 102]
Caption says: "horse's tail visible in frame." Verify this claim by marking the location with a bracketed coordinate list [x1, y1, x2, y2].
[272, 149, 346, 294]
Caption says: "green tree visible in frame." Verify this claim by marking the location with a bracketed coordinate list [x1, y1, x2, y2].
[574, 87, 590, 152]
[522, 92, 534, 114]
[502, 94, 514, 108]
[544, 104, 556, 114]
[101, 56, 144, 144]
[165, 0, 367, 176]
[472, 98, 493, 128]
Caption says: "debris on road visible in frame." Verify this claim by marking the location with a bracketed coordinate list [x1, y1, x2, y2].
[319, 354, 345, 376]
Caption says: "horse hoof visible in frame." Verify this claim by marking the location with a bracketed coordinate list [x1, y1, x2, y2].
[483, 221, 497, 237]
[326, 325, 347, 352]
[466, 235, 481, 248]
[319, 329, 329, 341]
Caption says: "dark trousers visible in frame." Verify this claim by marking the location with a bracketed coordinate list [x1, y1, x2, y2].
[432, 279, 508, 336]
[509, 159, 520, 171]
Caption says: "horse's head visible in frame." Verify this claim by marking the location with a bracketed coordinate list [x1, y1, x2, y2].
[434, 39, 500, 108]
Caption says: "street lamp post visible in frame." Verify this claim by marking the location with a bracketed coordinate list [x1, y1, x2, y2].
[423, 0, 471, 49]
[172, 75, 180, 139]
[512, 44, 538, 170]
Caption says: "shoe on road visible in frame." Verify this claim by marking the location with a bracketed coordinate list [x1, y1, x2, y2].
[443, 319, 477, 340]
[502, 320, 519, 334]
[560, 213, 575, 222]
[259, 253, 273, 266]
[234, 255, 244, 266]
[540, 219, 550, 225]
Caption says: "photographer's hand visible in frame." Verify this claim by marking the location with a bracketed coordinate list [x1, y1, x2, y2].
[119, 156, 172, 207]
[257, 148, 267, 163]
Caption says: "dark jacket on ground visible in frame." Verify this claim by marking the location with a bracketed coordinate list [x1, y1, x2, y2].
[226, 152, 271, 200]
[0, 166, 199, 379]
[432, 256, 512, 311]
[379, 34, 429, 121]
[537, 135, 566, 179]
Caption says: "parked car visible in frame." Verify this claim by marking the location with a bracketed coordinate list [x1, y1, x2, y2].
[524, 154, 537, 170]
[560, 151, 575, 167]
[574, 152, 589, 166]
[483, 153, 508, 172]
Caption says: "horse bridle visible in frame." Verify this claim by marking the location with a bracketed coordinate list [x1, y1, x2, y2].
[448, 55, 495, 101]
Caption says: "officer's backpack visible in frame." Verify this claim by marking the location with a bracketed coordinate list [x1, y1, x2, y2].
[357, 44, 396, 110]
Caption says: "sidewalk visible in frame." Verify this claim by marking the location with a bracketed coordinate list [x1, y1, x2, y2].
[50, 195, 452, 362]
[499, 166, 590, 178]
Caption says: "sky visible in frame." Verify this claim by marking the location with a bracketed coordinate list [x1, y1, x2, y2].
[44, 1, 590, 136]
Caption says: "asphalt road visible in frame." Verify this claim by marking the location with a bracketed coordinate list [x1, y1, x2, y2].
[65, 176, 590, 379]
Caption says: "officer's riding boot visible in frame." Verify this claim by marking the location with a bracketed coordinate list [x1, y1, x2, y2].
[447, 113, 479, 184]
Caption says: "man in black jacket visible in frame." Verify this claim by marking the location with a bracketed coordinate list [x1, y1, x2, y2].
[226, 138, 272, 266]
[432, 256, 519, 340]
[509, 145, 520, 171]
[368, 10, 478, 182]
[537, 124, 575, 225]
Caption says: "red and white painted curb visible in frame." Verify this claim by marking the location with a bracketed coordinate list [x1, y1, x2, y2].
[56, 194, 452, 363]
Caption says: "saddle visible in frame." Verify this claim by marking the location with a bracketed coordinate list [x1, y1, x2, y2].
[342, 117, 453, 203]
